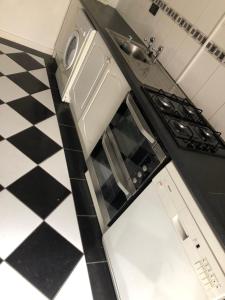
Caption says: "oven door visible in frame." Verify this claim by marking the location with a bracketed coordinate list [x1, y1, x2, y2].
[108, 93, 166, 189]
[91, 132, 135, 225]
[90, 93, 167, 226]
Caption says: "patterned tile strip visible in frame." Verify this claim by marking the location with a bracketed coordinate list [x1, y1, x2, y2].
[151, 0, 225, 64]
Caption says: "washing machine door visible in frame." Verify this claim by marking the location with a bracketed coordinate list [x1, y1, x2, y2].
[63, 31, 80, 70]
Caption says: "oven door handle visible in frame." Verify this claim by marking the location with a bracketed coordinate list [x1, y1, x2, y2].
[102, 133, 132, 196]
[126, 93, 155, 144]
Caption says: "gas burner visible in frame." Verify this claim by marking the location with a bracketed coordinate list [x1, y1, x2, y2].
[195, 127, 216, 142]
[183, 105, 196, 116]
[182, 105, 203, 122]
[169, 120, 193, 139]
[158, 97, 175, 112]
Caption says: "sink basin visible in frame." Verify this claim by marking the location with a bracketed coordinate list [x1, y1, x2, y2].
[106, 29, 150, 64]
[119, 42, 150, 63]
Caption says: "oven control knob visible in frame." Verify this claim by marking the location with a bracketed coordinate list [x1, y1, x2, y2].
[137, 171, 143, 178]
[142, 165, 148, 172]
[133, 177, 138, 184]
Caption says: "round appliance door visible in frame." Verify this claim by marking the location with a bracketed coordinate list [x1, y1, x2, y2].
[63, 31, 80, 70]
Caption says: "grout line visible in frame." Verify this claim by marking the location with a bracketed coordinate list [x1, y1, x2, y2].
[86, 261, 107, 265]
[70, 177, 86, 181]
[58, 123, 75, 128]
[77, 215, 97, 218]
[59, 123, 76, 128]
[208, 101, 225, 121]
[64, 147, 82, 153]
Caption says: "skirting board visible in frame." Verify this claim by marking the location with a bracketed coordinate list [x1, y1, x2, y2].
[0, 29, 53, 55]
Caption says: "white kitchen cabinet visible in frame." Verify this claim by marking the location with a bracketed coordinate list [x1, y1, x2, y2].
[70, 32, 112, 121]
[78, 54, 129, 156]
[69, 32, 129, 157]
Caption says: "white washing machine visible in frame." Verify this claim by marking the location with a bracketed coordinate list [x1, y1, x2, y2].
[55, 4, 96, 101]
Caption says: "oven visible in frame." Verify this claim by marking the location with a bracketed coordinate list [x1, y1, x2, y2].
[87, 92, 168, 230]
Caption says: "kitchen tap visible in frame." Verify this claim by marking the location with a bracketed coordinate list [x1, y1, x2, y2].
[144, 36, 163, 63]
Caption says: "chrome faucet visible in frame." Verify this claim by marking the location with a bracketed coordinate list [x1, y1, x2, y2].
[144, 36, 164, 63]
[144, 36, 155, 54]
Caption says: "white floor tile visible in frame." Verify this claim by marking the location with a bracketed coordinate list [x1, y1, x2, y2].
[46, 195, 83, 252]
[0, 190, 42, 259]
[0, 43, 22, 54]
[0, 55, 25, 75]
[32, 89, 55, 113]
[28, 53, 45, 66]
[40, 149, 71, 190]
[54, 257, 93, 300]
[30, 68, 50, 87]
[0, 263, 47, 300]
[35, 115, 62, 146]
[0, 104, 31, 138]
[0, 140, 36, 187]
[0, 76, 28, 102]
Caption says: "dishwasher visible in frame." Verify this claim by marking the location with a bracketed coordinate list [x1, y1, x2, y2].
[103, 162, 225, 300]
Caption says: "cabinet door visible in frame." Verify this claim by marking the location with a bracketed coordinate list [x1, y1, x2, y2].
[70, 33, 111, 121]
[78, 57, 130, 156]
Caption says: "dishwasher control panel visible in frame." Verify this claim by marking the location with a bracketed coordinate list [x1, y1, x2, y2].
[153, 164, 225, 300]
[194, 258, 221, 290]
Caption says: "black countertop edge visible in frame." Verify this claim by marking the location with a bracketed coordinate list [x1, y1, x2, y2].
[81, 0, 225, 251]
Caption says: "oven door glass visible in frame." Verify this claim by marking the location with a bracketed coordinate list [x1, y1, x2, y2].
[91, 141, 128, 221]
[109, 94, 164, 189]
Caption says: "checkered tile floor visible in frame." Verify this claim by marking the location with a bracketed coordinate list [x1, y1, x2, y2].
[0, 42, 94, 299]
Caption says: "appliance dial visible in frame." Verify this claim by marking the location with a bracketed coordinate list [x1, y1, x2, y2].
[137, 171, 143, 178]
[133, 178, 138, 184]
[142, 165, 148, 172]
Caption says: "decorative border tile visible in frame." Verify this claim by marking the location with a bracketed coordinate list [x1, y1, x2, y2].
[152, 0, 225, 64]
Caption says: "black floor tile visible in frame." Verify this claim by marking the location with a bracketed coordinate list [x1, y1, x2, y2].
[0, 99, 4, 104]
[8, 52, 44, 70]
[0, 257, 2, 264]
[8, 96, 54, 124]
[64, 149, 86, 179]
[9, 72, 48, 94]
[0, 134, 3, 141]
[0, 184, 3, 192]
[8, 167, 70, 218]
[55, 103, 75, 126]
[78, 216, 106, 263]
[59, 125, 81, 150]
[7, 222, 83, 299]
[87, 263, 117, 300]
[8, 127, 61, 163]
[71, 179, 96, 216]
[0, 72, 3, 77]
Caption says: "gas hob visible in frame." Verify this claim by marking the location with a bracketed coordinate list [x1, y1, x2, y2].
[143, 88, 225, 156]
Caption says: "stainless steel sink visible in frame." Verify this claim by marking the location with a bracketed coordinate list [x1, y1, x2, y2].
[119, 41, 150, 63]
[108, 30, 150, 64]
[106, 29, 186, 98]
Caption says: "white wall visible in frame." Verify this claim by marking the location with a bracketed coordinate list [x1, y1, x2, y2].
[0, 0, 71, 54]
[116, 0, 225, 138]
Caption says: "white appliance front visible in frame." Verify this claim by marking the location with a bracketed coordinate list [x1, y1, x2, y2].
[103, 162, 225, 300]
[55, 7, 96, 100]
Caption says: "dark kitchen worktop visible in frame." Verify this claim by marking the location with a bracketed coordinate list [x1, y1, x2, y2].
[81, 0, 225, 251]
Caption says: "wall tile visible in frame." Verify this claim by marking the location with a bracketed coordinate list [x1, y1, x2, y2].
[171, 0, 211, 24]
[165, 35, 200, 79]
[210, 103, 225, 139]
[178, 51, 220, 99]
[155, 12, 186, 63]
[196, 1, 225, 34]
[211, 21, 225, 51]
[192, 66, 225, 119]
